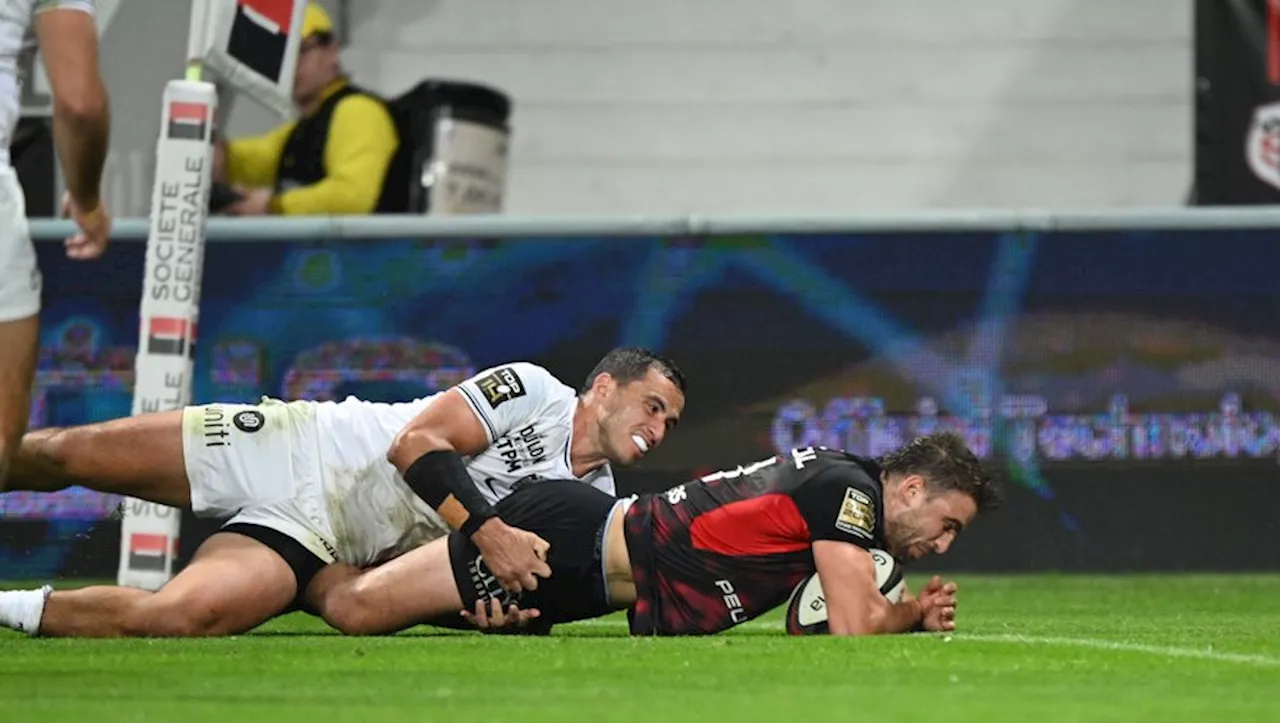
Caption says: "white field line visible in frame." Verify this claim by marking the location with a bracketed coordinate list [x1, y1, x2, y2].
[563, 620, 1280, 667]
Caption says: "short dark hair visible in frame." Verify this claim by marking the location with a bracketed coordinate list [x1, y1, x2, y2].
[581, 347, 687, 396]
[879, 431, 1002, 513]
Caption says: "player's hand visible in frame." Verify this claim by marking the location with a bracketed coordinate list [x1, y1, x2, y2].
[61, 192, 110, 260]
[461, 596, 542, 634]
[471, 518, 552, 593]
[915, 575, 958, 633]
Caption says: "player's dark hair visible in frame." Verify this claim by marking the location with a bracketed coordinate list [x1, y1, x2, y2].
[581, 347, 687, 395]
[879, 431, 1002, 513]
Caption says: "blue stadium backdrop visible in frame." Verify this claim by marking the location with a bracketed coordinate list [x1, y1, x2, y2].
[3, 229, 1279, 579]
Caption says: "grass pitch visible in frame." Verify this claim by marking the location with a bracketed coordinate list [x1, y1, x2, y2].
[2, 574, 1278, 722]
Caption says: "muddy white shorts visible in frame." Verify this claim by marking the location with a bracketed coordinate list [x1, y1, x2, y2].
[180, 395, 453, 590]
[181, 398, 340, 588]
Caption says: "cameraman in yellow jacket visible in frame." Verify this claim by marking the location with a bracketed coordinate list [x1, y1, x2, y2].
[215, 2, 408, 216]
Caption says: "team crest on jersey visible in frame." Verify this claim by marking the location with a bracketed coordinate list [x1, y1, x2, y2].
[233, 410, 265, 433]
[476, 367, 527, 409]
[835, 487, 875, 539]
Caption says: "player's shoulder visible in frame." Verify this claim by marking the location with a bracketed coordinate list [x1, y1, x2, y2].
[466, 361, 575, 405]
[808, 447, 883, 492]
[475, 361, 566, 388]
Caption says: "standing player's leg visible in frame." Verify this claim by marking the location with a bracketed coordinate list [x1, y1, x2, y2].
[4, 0, 113, 488]
[0, 313, 39, 489]
[0, 165, 44, 490]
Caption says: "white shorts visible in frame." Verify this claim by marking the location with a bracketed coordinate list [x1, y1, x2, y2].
[0, 165, 40, 323]
[181, 398, 341, 567]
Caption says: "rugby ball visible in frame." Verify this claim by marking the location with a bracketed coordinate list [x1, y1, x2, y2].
[785, 548, 906, 635]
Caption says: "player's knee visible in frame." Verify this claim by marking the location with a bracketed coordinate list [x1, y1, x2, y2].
[325, 605, 382, 636]
[321, 584, 392, 636]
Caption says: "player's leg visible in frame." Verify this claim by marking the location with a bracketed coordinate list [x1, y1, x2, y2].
[42, 434, 342, 637]
[310, 480, 621, 635]
[0, 314, 39, 488]
[312, 534, 553, 635]
[2, 528, 311, 638]
[0, 164, 42, 490]
[2, 409, 192, 508]
[1, 398, 338, 638]
[306, 538, 462, 635]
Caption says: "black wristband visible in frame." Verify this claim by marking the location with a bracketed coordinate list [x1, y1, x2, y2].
[402, 450, 498, 533]
[459, 510, 495, 538]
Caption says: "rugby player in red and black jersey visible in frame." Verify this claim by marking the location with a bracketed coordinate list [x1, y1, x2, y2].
[330, 431, 1001, 637]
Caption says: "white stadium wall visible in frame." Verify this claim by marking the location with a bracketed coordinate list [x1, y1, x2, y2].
[338, 0, 1193, 215]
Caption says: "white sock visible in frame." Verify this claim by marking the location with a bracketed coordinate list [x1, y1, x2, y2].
[0, 586, 52, 636]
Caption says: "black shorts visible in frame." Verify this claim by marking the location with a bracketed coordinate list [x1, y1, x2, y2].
[447, 479, 620, 627]
[221, 522, 327, 611]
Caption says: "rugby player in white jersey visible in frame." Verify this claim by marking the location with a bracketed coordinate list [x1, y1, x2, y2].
[0, 347, 686, 637]
[0, 2, 110, 496]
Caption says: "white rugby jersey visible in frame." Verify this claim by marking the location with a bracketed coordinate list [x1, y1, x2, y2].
[314, 361, 616, 565]
[0, 1, 94, 164]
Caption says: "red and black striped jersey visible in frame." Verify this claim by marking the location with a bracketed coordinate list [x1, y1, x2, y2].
[624, 446, 887, 636]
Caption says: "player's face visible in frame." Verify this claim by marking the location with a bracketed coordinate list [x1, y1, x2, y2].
[883, 476, 977, 562]
[595, 369, 685, 466]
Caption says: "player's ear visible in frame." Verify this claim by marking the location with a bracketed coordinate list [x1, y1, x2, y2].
[898, 474, 927, 502]
[591, 372, 616, 398]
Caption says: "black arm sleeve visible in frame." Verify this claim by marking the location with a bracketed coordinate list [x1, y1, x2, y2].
[402, 450, 498, 536]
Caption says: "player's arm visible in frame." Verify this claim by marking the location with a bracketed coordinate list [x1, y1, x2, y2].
[812, 541, 922, 635]
[386, 387, 496, 535]
[792, 463, 930, 635]
[386, 363, 557, 592]
[269, 96, 397, 215]
[222, 122, 294, 188]
[34, 1, 109, 214]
